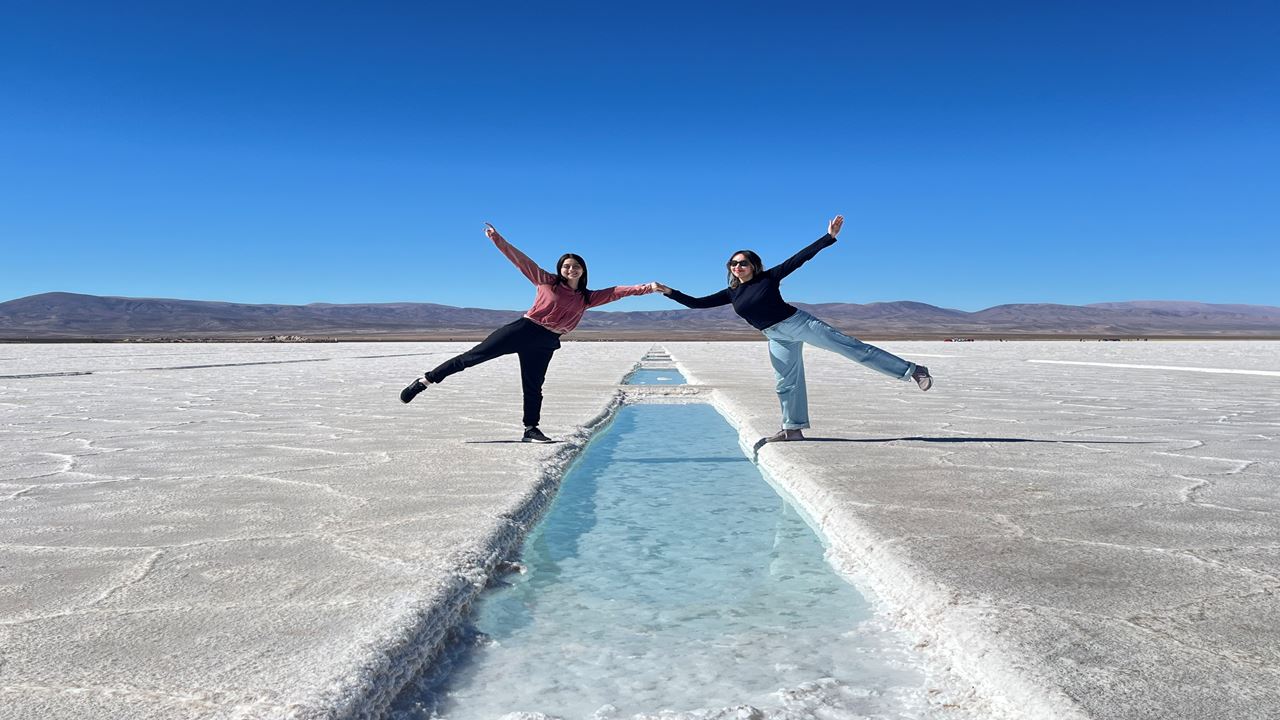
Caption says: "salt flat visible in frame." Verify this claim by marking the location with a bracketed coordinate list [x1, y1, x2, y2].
[1, 340, 1278, 719]
[670, 340, 1280, 720]
[0, 342, 647, 720]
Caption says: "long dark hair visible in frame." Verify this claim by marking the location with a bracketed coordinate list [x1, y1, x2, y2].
[725, 249, 763, 289]
[556, 253, 591, 303]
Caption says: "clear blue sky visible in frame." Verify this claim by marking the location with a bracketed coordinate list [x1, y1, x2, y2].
[3, 1, 1277, 312]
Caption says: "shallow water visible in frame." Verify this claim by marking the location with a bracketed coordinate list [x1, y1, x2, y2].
[623, 368, 687, 385]
[394, 404, 927, 719]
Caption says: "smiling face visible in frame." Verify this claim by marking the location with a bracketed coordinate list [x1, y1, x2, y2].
[728, 253, 755, 283]
[557, 254, 587, 289]
[560, 258, 583, 281]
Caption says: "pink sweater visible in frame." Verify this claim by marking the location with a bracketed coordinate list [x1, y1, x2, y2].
[493, 235, 653, 334]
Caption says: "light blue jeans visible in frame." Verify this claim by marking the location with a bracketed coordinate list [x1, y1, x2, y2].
[762, 310, 916, 429]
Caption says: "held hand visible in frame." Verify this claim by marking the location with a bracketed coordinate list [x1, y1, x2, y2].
[484, 222, 504, 243]
[828, 214, 844, 238]
[652, 282, 673, 295]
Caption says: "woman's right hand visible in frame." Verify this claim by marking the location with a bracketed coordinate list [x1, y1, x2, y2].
[828, 215, 844, 238]
[652, 282, 673, 295]
[484, 222, 504, 242]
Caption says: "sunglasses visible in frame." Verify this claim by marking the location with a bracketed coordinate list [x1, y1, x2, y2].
[728, 260, 753, 268]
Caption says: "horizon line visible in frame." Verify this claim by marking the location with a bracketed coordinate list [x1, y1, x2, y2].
[6, 291, 1279, 315]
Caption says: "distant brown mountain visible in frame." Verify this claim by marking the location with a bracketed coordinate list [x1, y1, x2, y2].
[2, 292, 1279, 339]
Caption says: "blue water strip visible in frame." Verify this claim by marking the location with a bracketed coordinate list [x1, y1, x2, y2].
[392, 403, 927, 718]
[622, 368, 687, 385]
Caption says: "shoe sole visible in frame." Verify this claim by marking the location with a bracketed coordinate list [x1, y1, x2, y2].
[917, 376, 933, 391]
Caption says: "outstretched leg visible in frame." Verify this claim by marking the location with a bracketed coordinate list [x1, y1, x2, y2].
[789, 310, 923, 383]
[401, 318, 556, 405]
[424, 319, 533, 384]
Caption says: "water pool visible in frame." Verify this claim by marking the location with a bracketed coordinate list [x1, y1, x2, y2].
[393, 404, 928, 718]
[623, 368, 687, 385]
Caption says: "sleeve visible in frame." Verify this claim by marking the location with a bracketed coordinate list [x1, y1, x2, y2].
[492, 235, 558, 285]
[767, 233, 837, 281]
[665, 288, 733, 309]
[585, 284, 655, 308]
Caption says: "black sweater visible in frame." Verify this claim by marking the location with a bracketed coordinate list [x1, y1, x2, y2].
[666, 233, 837, 330]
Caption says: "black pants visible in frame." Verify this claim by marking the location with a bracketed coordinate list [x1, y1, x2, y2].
[425, 318, 562, 428]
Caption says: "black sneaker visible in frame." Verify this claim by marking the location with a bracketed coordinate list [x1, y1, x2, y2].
[766, 428, 805, 443]
[400, 378, 429, 404]
[521, 426, 555, 443]
[911, 365, 933, 392]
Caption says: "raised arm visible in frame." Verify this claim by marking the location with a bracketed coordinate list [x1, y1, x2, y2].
[768, 215, 843, 281]
[485, 223, 557, 285]
[661, 286, 733, 310]
[585, 281, 660, 308]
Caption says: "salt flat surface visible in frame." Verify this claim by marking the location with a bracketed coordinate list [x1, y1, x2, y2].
[2, 340, 1278, 719]
[0, 342, 648, 719]
[667, 340, 1280, 720]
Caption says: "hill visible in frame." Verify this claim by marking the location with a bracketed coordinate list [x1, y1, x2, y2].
[3, 292, 1279, 340]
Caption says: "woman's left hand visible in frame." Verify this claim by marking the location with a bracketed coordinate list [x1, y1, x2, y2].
[828, 215, 844, 238]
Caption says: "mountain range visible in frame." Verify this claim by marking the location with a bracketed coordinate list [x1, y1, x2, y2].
[3, 292, 1279, 340]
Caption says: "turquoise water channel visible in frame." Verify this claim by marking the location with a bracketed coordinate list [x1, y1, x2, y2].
[393, 404, 926, 719]
[623, 368, 687, 385]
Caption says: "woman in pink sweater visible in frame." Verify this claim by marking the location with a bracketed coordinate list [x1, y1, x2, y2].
[400, 223, 658, 443]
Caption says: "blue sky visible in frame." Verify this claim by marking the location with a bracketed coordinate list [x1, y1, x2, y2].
[3, 1, 1277, 312]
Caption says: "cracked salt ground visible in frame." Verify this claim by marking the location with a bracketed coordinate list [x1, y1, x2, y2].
[1, 341, 1278, 719]
[669, 340, 1280, 720]
[0, 343, 653, 719]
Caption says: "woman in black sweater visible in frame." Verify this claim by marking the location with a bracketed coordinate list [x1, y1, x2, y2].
[657, 215, 932, 442]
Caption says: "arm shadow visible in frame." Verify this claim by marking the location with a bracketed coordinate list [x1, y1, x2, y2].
[752, 435, 1156, 455]
[803, 436, 1159, 445]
